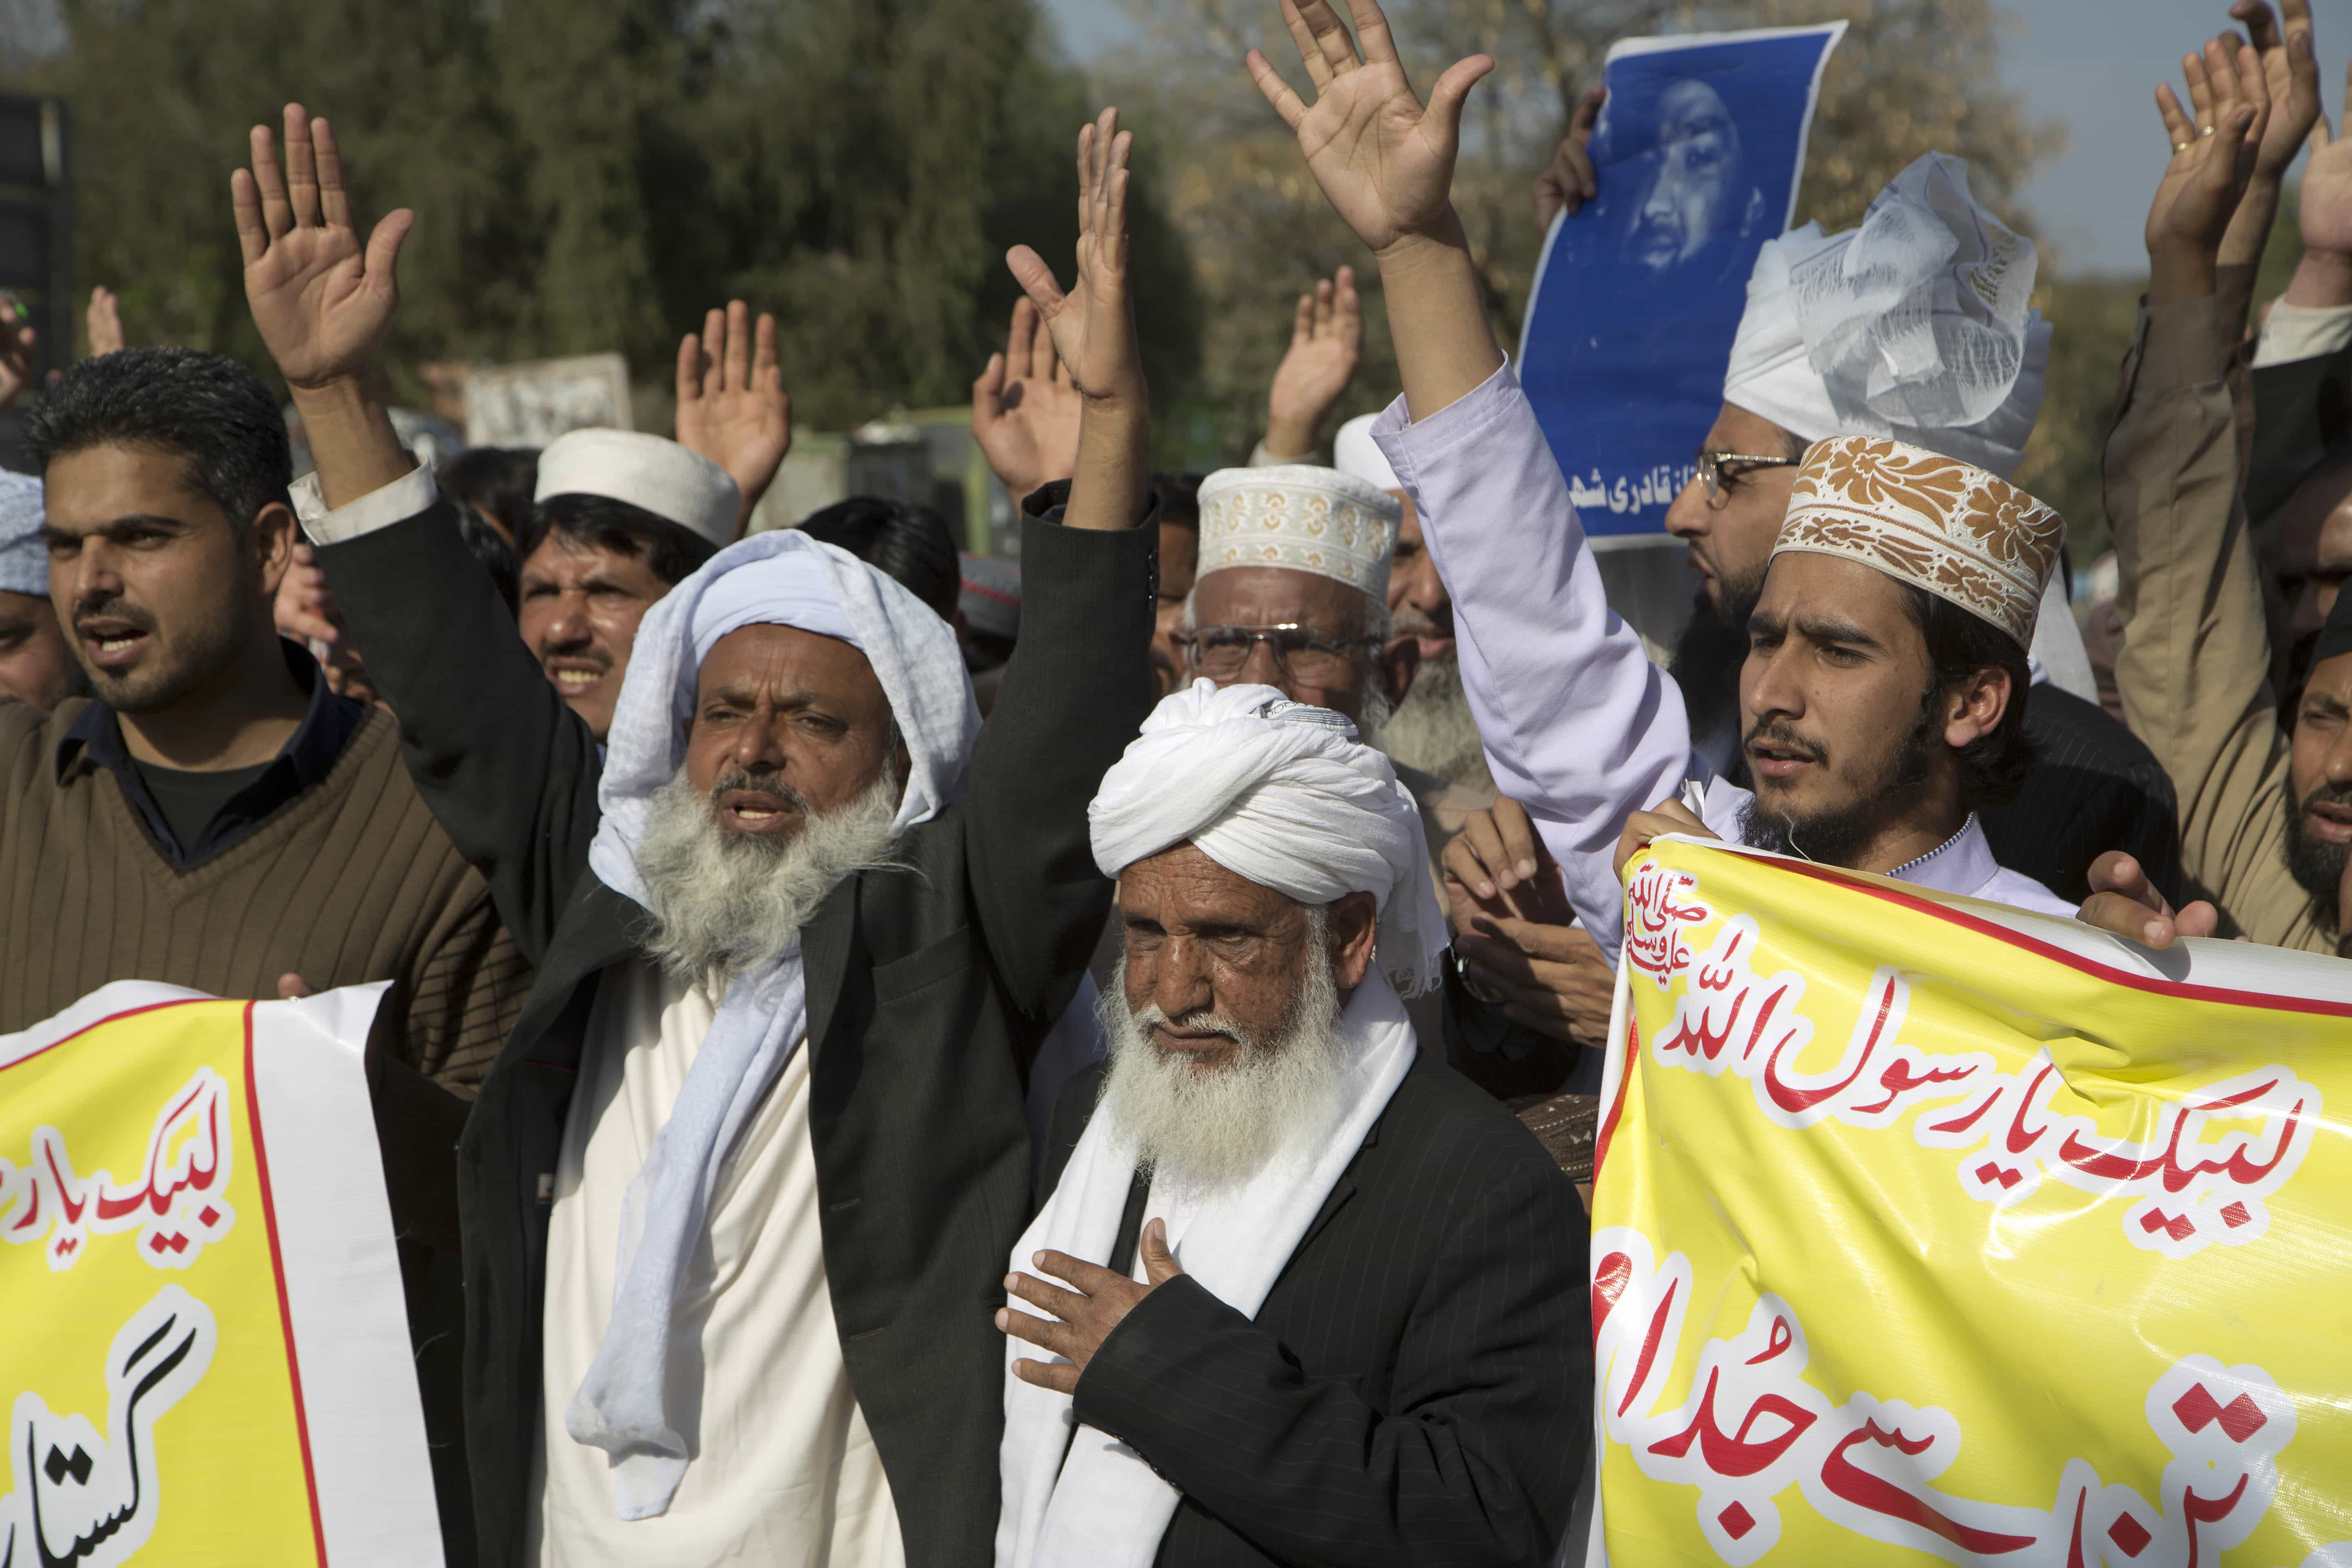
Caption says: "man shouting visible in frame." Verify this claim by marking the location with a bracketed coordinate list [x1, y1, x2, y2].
[237, 103, 1155, 1566]
[997, 682, 1587, 1567]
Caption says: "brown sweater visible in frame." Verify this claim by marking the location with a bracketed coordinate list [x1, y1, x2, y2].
[0, 697, 530, 1091]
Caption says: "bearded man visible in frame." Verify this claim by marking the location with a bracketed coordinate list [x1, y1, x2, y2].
[995, 682, 1586, 1568]
[245, 101, 1157, 1566]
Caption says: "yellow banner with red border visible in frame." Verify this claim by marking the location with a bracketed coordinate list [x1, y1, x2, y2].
[0, 982, 445, 1567]
[1591, 838, 2352, 1565]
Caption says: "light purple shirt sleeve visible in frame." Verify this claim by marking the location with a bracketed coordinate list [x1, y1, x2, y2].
[1372, 362, 1698, 960]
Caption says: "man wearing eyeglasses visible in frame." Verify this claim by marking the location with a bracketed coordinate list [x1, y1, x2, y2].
[1178, 464, 1493, 887]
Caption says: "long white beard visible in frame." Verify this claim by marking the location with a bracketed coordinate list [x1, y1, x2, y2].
[1094, 907, 1351, 1197]
[633, 764, 905, 987]
[1370, 651, 1493, 793]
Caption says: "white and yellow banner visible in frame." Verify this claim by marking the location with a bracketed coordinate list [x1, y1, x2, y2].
[0, 981, 445, 1567]
[1592, 839, 2352, 1565]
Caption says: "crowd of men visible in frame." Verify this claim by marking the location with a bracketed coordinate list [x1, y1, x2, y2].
[2, 0, 2349, 1561]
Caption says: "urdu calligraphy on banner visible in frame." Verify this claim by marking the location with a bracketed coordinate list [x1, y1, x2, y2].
[0, 982, 445, 1568]
[1588, 839, 2352, 1565]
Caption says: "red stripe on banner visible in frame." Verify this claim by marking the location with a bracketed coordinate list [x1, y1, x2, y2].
[245, 1003, 329, 1565]
[0, 997, 209, 1074]
[1761, 857, 2352, 1018]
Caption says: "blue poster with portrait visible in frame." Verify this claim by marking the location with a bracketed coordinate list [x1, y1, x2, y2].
[1519, 23, 1844, 537]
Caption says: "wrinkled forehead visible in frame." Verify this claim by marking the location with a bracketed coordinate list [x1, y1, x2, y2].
[1192, 566, 1376, 633]
[693, 621, 888, 714]
[1118, 841, 1302, 923]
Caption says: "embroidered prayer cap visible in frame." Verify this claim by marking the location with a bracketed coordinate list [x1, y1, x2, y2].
[1195, 464, 1401, 600]
[535, 428, 741, 548]
[1774, 435, 2063, 648]
[1723, 152, 2048, 481]
[0, 472, 43, 596]
[1088, 679, 1448, 998]
[1332, 414, 1403, 494]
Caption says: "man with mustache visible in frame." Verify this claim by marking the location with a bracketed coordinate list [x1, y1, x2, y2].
[1247, 0, 2136, 958]
[996, 682, 1585, 1567]
[244, 102, 1155, 1566]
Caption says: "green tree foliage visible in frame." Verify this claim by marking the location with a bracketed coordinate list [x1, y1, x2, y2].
[1, 0, 1198, 428]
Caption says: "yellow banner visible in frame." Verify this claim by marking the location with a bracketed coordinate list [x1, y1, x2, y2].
[0, 982, 441, 1567]
[1595, 840, 2352, 1565]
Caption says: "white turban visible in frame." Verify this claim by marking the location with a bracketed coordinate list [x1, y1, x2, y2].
[1333, 414, 1403, 494]
[1723, 153, 2047, 480]
[590, 528, 981, 899]
[1089, 680, 1446, 998]
[0, 472, 43, 596]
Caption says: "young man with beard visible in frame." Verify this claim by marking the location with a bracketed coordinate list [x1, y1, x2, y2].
[1247, 0, 2128, 958]
[996, 682, 1586, 1567]
[241, 103, 1156, 1566]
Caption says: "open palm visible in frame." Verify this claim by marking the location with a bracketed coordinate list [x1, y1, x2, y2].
[235, 104, 412, 391]
[1248, 0, 1492, 257]
[1005, 108, 1140, 406]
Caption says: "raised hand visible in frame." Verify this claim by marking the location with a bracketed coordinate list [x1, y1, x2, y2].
[1006, 109, 1142, 410]
[971, 296, 1085, 497]
[1263, 267, 1361, 459]
[234, 103, 414, 391]
[0, 295, 35, 408]
[1247, 0, 1493, 259]
[2298, 50, 2352, 257]
[85, 287, 124, 356]
[1532, 85, 1606, 233]
[2231, 1, 2321, 180]
[675, 300, 791, 538]
[2146, 36, 2267, 299]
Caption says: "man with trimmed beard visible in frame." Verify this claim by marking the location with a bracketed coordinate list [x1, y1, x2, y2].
[995, 682, 1586, 1568]
[240, 102, 1156, 1566]
[1248, 0, 2104, 962]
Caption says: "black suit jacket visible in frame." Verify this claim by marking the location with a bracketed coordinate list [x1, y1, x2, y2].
[1980, 682, 2183, 907]
[317, 493, 1154, 1568]
[1038, 1058, 1591, 1567]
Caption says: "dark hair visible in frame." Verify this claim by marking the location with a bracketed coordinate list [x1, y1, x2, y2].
[438, 446, 539, 543]
[1900, 583, 2036, 810]
[798, 495, 961, 620]
[26, 346, 293, 532]
[1152, 472, 1205, 533]
[1780, 430, 1813, 464]
[522, 493, 717, 587]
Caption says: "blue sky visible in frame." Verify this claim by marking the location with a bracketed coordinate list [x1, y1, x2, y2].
[1038, 0, 2352, 276]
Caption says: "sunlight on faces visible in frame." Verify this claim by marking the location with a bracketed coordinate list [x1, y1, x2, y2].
[636, 621, 908, 985]
[1662, 403, 1800, 616]
[2286, 650, 2352, 908]
[1107, 843, 1377, 1193]
[40, 445, 292, 713]
[0, 588, 82, 709]
[1188, 566, 1411, 728]
[1736, 553, 2006, 868]
[518, 532, 674, 742]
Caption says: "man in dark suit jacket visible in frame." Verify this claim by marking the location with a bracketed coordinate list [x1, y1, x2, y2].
[1981, 681, 2183, 907]
[236, 105, 1154, 1565]
[998, 682, 1588, 1568]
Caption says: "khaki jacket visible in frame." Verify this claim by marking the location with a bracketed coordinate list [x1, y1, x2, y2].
[2105, 290, 2332, 953]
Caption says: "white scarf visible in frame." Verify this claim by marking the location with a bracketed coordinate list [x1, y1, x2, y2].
[993, 971, 1419, 1568]
[568, 529, 978, 1519]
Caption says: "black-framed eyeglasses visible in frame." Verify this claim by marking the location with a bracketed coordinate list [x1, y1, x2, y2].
[1178, 624, 1383, 683]
[1698, 449, 1801, 506]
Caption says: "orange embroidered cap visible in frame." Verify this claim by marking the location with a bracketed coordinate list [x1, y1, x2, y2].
[1772, 435, 2063, 648]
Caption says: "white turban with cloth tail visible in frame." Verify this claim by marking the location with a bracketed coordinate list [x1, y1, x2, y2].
[1089, 679, 1447, 999]
[568, 528, 977, 1521]
[1333, 413, 1403, 494]
[1724, 153, 2048, 480]
[0, 472, 44, 595]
